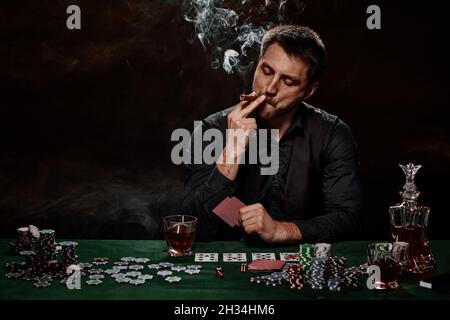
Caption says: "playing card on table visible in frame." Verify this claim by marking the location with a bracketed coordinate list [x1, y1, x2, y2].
[223, 253, 247, 262]
[212, 196, 246, 227]
[248, 259, 285, 271]
[194, 253, 218, 262]
[251, 252, 276, 261]
[279, 252, 300, 261]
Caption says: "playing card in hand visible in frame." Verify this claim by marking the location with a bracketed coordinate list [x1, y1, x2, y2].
[212, 196, 246, 227]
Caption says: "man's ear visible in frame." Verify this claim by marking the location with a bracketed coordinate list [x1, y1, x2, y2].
[304, 82, 319, 100]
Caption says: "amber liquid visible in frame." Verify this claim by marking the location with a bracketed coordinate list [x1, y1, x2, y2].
[164, 224, 195, 254]
[390, 225, 435, 272]
[374, 257, 401, 288]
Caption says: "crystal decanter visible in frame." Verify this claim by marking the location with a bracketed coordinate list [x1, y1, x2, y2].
[389, 163, 436, 273]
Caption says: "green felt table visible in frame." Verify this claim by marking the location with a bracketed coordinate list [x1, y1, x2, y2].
[1, 239, 449, 300]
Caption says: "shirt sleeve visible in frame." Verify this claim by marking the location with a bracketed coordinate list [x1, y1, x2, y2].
[182, 119, 237, 241]
[293, 119, 363, 243]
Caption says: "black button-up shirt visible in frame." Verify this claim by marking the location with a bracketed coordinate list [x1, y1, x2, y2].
[182, 102, 362, 243]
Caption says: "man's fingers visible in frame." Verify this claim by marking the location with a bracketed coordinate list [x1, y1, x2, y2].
[238, 94, 266, 118]
[243, 224, 258, 235]
[241, 215, 258, 227]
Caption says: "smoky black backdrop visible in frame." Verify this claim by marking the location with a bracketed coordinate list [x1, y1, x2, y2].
[0, 0, 449, 240]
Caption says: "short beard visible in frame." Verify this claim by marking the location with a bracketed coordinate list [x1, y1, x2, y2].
[256, 100, 298, 122]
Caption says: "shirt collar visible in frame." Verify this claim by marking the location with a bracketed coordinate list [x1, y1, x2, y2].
[283, 103, 304, 137]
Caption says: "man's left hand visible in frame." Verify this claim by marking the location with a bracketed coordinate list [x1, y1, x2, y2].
[239, 203, 277, 242]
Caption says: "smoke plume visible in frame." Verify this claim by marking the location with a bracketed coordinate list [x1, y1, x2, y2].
[182, 0, 306, 92]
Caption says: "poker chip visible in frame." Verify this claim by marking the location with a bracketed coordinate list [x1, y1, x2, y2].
[165, 276, 182, 283]
[135, 258, 150, 264]
[89, 274, 105, 280]
[114, 261, 128, 266]
[92, 261, 108, 266]
[86, 279, 103, 285]
[328, 277, 345, 291]
[129, 279, 145, 285]
[88, 269, 104, 274]
[104, 269, 119, 274]
[126, 271, 142, 277]
[34, 280, 50, 288]
[185, 268, 200, 275]
[4, 272, 21, 279]
[79, 262, 93, 269]
[159, 262, 174, 268]
[93, 257, 109, 262]
[29, 225, 40, 239]
[250, 276, 262, 283]
[147, 264, 161, 270]
[138, 274, 154, 280]
[115, 277, 132, 283]
[120, 257, 136, 262]
[113, 266, 127, 271]
[186, 265, 202, 269]
[171, 266, 187, 272]
[128, 265, 144, 270]
[157, 270, 173, 277]
[314, 243, 332, 258]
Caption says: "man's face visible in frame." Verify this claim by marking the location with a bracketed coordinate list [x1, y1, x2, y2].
[252, 42, 317, 121]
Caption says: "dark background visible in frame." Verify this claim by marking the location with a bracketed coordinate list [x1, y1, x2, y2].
[0, 0, 449, 240]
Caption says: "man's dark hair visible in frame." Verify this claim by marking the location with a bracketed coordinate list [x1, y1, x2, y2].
[260, 25, 327, 85]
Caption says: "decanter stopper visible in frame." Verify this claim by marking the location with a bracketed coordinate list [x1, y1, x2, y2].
[399, 163, 421, 202]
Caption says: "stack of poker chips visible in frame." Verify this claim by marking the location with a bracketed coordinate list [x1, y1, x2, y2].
[10, 226, 37, 254]
[37, 229, 57, 261]
[310, 257, 330, 289]
[282, 263, 305, 290]
[298, 244, 314, 281]
[327, 256, 347, 290]
[60, 241, 78, 267]
[341, 266, 362, 288]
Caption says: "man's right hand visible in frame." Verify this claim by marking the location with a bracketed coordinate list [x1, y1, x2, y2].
[216, 92, 266, 181]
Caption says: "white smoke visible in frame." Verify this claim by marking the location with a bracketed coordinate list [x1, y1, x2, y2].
[182, 0, 305, 91]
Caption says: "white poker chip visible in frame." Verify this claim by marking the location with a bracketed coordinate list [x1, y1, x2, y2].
[29, 225, 40, 239]
[185, 269, 200, 275]
[186, 265, 202, 270]
[128, 265, 144, 270]
[147, 264, 160, 270]
[120, 257, 136, 262]
[159, 262, 174, 268]
[135, 258, 150, 263]
[157, 270, 173, 277]
[165, 276, 182, 283]
[115, 277, 132, 283]
[138, 274, 154, 280]
[129, 279, 145, 285]
[171, 266, 186, 272]
[126, 271, 142, 277]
